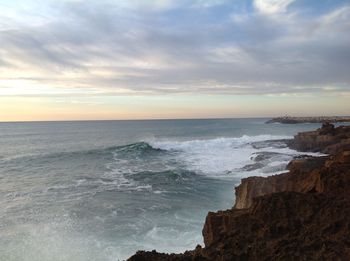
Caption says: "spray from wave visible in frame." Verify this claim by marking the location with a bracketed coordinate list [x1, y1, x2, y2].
[146, 135, 294, 177]
[0, 134, 324, 261]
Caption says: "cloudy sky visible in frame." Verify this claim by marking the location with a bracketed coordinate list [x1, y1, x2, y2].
[0, 0, 349, 121]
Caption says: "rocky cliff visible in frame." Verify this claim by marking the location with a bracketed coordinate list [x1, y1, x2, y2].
[233, 156, 327, 209]
[128, 124, 350, 261]
[288, 123, 350, 153]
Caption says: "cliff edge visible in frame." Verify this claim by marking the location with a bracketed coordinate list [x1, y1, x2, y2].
[128, 124, 350, 261]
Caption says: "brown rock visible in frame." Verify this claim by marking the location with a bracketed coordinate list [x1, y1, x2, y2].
[128, 126, 350, 261]
[289, 124, 350, 153]
[234, 156, 328, 209]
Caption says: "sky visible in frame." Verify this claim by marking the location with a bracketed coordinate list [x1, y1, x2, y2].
[0, 0, 349, 121]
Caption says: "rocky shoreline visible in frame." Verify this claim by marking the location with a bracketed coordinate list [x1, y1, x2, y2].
[265, 116, 350, 124]
[128, 123, 350, 261]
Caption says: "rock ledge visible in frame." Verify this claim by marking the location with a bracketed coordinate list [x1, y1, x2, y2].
[128, 124, 350, 261]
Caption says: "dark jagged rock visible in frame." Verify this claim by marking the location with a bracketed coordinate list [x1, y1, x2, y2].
[128, 125, 350, 261]
[127, 248, 203, 261]
[250, 139, 289, 149]
[202, 191, 350, 260]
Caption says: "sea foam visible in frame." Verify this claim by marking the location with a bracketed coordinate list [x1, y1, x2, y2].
[148, 135, 293, 177]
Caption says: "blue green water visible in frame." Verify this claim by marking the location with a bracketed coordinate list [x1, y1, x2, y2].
[0, 119, 323, 260]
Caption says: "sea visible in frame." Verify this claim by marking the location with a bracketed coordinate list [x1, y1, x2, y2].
[0, 118, 325, 261]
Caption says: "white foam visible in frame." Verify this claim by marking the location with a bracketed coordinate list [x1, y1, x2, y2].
[107, 134, 326, 185]
[150, 135, 290, 151]
[149, 135, 292, 177]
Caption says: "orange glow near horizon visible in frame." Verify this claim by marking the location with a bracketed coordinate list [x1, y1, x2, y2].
[1, 94, 349, 122]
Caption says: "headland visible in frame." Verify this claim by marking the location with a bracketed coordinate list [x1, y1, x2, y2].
[128, 123, 350, 260]
[266, 116, 350, 124]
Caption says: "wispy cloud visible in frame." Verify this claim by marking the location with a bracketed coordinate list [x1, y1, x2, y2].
[0, 0, 349, 98]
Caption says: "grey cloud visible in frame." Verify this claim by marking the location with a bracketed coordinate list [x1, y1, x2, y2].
[0, 0, 349, 96]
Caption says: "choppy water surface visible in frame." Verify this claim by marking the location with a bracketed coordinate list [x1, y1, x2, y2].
[0, 119, 323, 260]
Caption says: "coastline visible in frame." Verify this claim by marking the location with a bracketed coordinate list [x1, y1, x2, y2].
[266, 116, 350, 124]
[128, 123, 350, 260]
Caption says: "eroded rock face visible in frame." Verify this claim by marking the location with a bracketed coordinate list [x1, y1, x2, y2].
[234, 156, 328, 209]
[202, 192, 350, 260]
[128, 126, 350, 261]
[289, 123, 350, 153]
[203, 151, 350, 260]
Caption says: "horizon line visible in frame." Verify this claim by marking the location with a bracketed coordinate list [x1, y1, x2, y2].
[0, 116, 269, 124]
[1, 115, 349, 124]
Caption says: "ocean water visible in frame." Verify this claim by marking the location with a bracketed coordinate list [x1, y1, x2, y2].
[0, 118, 323, 261]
